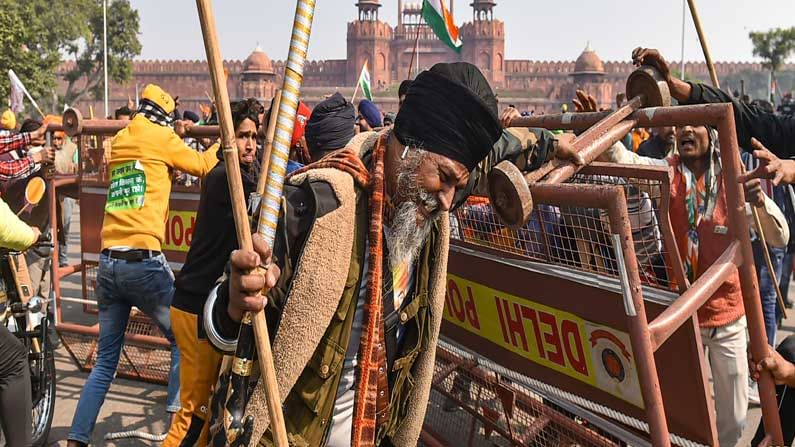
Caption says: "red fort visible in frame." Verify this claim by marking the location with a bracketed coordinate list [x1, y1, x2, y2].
[58, 0, 788, 116]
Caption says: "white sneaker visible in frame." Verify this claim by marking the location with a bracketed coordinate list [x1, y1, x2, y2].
[748, 381, 761, 406]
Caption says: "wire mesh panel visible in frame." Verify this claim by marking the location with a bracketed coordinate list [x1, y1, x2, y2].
[422, 342, 630, 447]
[451, 164, 680, 292]
[59, 329, 172, 385]
[77, 134, 112, 185]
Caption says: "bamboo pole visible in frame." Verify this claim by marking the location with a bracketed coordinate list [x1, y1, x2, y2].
[195, 1, 289, 445]
[686, 0, 719, 88]
[689, 0, 787, 316]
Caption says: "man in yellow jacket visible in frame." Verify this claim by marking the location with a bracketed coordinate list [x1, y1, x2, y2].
[67, 84, 219, 446]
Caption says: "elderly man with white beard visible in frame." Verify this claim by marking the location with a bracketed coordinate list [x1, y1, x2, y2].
[203, 62, 580, 447]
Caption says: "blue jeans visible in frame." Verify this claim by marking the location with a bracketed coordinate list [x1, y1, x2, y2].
[68, 253, 180, 443]
[752, 240, 785, 345]
[781, 251, 793, 307]
[59, 197, 75, 266]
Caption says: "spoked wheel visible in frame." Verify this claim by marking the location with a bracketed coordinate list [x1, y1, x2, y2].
[30, 336, 56, 446]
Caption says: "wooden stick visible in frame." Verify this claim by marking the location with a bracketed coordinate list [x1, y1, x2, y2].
[406, 23, 421, 79]
[686, 0, 719, 88]
[351, 78, 361, 104]
[752, 205, 788, 314]
[257, 89, 282, 197]
[195, 1, 289, 445]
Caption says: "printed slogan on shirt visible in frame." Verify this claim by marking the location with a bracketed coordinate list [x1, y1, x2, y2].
[105, 161, 146, 212]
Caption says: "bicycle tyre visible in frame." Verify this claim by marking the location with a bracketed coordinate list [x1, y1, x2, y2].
[30, 343, 55, 446]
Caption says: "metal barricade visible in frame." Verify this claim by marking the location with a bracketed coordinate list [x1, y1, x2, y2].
[421, 102, 781, 446]
[49, 105, 780, 445]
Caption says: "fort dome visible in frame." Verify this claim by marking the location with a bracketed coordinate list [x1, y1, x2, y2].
[573, 43, 605, 75]
[243, 46, 273, 74]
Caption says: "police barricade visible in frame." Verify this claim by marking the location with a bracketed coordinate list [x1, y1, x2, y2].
[424, 163, 712, 446]
[51, 104, 776, 446]
[422, 103, 779, 446]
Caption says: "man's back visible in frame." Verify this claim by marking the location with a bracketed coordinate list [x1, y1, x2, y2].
[101, 115, 218, 250]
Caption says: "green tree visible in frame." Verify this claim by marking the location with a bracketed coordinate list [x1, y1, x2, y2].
[62, 0, 142, 106]
[749, 27, 795, 99]
[0, 0, 90, 113]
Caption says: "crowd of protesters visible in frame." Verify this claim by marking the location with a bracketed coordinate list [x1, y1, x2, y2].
[3, 45, 795, 446]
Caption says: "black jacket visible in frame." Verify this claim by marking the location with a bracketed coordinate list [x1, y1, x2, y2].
[684, 82, 795, 158]
[171, 157, 259, 314]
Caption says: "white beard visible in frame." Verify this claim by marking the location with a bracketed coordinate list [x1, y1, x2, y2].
[386, 149, 440, 268]
[386, 198, 435, 269]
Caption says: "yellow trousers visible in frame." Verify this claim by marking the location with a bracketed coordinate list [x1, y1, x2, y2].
[163, 307, 223, 447]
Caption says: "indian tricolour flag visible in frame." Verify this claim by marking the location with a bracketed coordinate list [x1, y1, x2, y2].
[422, 0, 462, 53]
[357, 61, 373, 101]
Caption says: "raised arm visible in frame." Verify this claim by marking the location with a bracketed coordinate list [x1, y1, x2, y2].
[632, 47, 795, 158]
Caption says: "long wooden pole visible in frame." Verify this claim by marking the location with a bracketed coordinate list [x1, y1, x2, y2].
[687, 0, 784, 444]
[686, 0, 719, 88]
[406, 23, 421, 79]
[256, 89, 282, 198]
[195, 1, 289, 445]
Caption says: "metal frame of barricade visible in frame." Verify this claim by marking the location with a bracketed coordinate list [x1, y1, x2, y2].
[421, 103, 782, 446]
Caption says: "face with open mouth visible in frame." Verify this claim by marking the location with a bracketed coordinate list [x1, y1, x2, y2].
[676, 125, 710, 161]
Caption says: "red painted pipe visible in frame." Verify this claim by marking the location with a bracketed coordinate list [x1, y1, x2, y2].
[648, 241, 741, 350]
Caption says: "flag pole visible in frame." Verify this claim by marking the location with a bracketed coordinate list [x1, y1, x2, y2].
[679, 0, 686, 78]
[351, 76, 360, 103]
[407, 22, 421, 79]
[103, 0, 109, 118]
[9, 70, 45, 117]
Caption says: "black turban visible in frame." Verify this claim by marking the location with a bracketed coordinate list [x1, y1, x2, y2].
[398, 79, 413, 98]
[394, 62, 501, 171]
[305, 92, 356, 156]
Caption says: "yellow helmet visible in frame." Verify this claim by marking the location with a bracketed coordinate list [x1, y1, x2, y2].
[141, 84, 175, 114]
[1, 110, 16, 130]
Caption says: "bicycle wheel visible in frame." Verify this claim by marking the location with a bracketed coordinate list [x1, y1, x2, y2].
[30, 341, 55, 446]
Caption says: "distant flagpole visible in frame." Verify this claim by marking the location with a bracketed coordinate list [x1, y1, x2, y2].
[351, 74, 361, 103]
[407, 21, 421, 79]
[103, 0, 109, 118]
[8, 69, 44, 117]
[680, 0, 686, 78]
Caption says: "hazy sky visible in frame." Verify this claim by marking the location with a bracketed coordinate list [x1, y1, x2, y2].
[130, 0, 795, 63]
